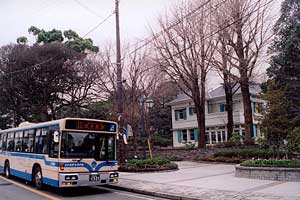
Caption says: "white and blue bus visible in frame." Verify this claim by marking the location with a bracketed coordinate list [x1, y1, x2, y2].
[0, 118, 119, 189]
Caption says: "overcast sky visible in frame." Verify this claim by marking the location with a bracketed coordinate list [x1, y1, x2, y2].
[0, 0, 283, 88]
[0, 0, 183, 46]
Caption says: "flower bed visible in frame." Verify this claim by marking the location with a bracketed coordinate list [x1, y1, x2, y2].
[119, 158, 178, 172]
[241, 159, 300, 168]
[200, 148, 282, 164]
[236, 160, 300, 182]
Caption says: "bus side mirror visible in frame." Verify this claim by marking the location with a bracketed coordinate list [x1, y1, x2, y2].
[53, 131, 59, 143]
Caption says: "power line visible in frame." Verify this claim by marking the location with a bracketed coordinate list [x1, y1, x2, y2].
[73, 0, 103, 19]
[123, 0, 227, 58]
[0, 57, 55, 78]
[154, 0, 275, 67]
[83, 11, 115, 38]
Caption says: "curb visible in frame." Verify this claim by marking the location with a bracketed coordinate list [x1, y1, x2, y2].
[103, 184, 202, 200]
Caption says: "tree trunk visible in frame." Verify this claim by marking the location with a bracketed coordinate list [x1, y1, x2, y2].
[224, 80, 234, 140]
[240, 78, 253, 144]
[194, 79, 206, 149]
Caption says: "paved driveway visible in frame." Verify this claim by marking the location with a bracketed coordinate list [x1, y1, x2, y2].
[117, 161, 300, 200]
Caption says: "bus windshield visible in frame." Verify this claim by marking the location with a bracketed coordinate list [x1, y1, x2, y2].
[60, 132, 115, 161]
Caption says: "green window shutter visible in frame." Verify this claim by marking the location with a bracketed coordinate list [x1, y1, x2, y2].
[175, 110, 179, 121]
[189, 107, 193, 115]
[194, 128, 198, 142]
[220, 104, 225, 112]
[183, 108, 187, 120]
[178, 130, 182, 143]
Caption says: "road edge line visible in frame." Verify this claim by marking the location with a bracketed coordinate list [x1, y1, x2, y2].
[0, 175, 60, 200]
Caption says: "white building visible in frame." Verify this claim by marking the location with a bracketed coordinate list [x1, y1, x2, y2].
[167, 84, 264, 147]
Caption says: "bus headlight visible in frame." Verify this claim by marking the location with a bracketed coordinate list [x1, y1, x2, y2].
[65, 175, 78, 180]
[109, 173, 118, 178]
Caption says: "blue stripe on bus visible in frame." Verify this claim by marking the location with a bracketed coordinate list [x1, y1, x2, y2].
[1, 152, 60, 167]
[0, 152, 118, 172]
[43, 177, 59, 187]
[95, 161, 118, 171]
[10, 169, 32, 181]
[10, 168, 59, 187]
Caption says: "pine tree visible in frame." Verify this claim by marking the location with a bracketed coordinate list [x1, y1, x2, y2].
[267, 0, 300, 126]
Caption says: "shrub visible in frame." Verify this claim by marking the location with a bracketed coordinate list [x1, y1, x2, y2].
[287, 128, 300, 153]
[201, 156, 245, 163]
[120, 157, 178, 172]
[213, 148, 283, 159]
[184, 141, 196, 149]
[152, 135, 172, 147]
[256, 136, 268, 149]
[229, 132, 242, 146]
[241, 159, 300, 168]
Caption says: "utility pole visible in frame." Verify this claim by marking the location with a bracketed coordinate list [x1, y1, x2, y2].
[115, 0, 125, 163]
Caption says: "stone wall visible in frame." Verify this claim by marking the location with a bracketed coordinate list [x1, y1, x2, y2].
[235, 165, 300, 182]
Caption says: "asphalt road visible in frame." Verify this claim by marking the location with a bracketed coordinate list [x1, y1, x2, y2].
[0, 175, 168, 200]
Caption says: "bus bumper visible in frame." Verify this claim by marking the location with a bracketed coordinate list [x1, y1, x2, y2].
[58, 172, 119, 187]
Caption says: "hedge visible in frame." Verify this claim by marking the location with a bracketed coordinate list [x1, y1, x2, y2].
[119, 157, 178, 172]
[214, 148, 284, 159]
[241, 159, 300, 168]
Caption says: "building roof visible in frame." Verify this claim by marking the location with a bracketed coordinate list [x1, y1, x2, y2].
[168, 83, 261, 105]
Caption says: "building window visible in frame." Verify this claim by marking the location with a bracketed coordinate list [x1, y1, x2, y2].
[189, 107, 195, 115]
[222, 131, 226, 142]
[208, 102, 221, 113]
[211, 131, 216, 144]
[208, 101, 213, 113]
[217, 131, 222, 143]
[175, 108, 187, 121]
[189, 129, 195, 140]
[219, 103, 226, 112]
[182, 130, 187, 141]
[205, 132, 210, 144]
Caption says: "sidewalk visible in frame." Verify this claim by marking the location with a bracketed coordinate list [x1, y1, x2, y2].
[108, 161, 300, 200]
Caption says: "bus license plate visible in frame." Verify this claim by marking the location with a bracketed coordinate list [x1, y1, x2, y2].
[89, 174, 100, 182]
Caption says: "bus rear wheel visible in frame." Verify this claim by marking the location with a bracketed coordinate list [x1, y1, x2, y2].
[33, 167, 43, 190]
[4, 161, 10, 179]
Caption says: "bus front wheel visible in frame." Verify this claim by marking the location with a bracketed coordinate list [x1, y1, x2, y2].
[4, 161, 10, 179]
[33, 166, 43, 190]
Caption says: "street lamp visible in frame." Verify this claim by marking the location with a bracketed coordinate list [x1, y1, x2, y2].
[140, 96, 153, 159]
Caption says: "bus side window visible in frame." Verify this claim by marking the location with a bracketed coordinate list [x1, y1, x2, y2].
[0, 134, 2, 151]
[35, 128, 49, 154]
[7, 132, 15, 152]
[22, 129, 35, 153]
[2, 134, 7, 151]
[49, 126, 59, 158]
[14, 131, 23, 152]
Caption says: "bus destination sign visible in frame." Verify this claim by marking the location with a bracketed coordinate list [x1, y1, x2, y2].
[65, 120, 117, 132]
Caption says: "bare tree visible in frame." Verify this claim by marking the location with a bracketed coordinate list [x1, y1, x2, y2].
[211, 37, 239, 140]
[93, 43, 161, 148]
[152, 1, 217, 148]
[214, 0, 272, 143]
